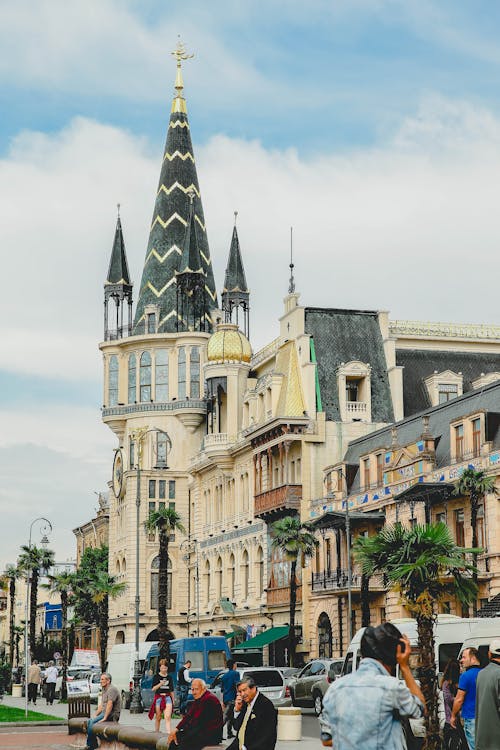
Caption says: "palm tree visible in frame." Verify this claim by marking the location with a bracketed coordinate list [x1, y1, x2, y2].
[43, 572, 74, 699]
[90, 572, 126, 671]
[4, 565, 20, 676]
[17, 545, 55, 657]
[144, 507, 185, 662]
[354, 522, 477, 750]
[270, 516, 319, 667]
[455, 468, 495, 613]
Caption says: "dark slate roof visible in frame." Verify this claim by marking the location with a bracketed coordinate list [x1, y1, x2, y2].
[178, 196, 204, 275]
[223, 225, 248, 293]
[343, 380, 500, 493]
[106, 216, 131, 285]
[396, 349, 500, 416]
[304, 308, 394, 423]
[133, 86, 217, 333]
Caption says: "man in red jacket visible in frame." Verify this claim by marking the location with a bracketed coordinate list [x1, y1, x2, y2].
[168, 678, 223, 750]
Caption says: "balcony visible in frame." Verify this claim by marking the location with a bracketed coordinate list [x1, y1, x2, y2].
[202, 433, 232, 450]
[346, 401, 367, 415]
[254, 484, 302, 521]
[311, 569, 385, 594]
[267, 584, 302, 607]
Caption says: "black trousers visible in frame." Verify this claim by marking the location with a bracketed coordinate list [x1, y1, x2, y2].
[46, 683, 56, 704]
[28, 683, 38, 703]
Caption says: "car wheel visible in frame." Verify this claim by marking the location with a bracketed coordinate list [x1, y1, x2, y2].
[313, 691, 323, 716]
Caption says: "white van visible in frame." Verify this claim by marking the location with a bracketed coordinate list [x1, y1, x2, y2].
[342, 616, 482, 677]
[458, 618, 500, 666]
[106, 642, 152, 707]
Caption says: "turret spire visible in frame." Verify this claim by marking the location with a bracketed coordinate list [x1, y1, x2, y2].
[104, 207, 133, 340]
[133, 45, 217, 334]
[221, 212, 250, 337]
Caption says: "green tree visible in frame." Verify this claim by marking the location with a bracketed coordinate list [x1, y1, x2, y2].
[43, 571, 74, 699]
[17, 545, 55, 657]
[455, 468, 495, 613]
[12, 624, 24, 668]
[270, 516, 318, 667]
[90, 571, 126, 671]
[354, 522, 477, 750]
[144, 508, 185, 662]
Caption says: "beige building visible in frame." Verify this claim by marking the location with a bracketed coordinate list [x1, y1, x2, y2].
[99, 51, 500, 662]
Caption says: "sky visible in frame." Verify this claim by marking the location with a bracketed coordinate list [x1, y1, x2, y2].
[1, 0, 500, 570]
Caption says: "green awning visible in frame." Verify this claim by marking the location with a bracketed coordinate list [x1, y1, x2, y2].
[225, 631, 237, 639]
[232, 626, 289, 650]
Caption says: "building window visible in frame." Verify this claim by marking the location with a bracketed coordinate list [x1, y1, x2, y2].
[150, 556, 172, 610]
[178, 347, 186, 399]
[318, 612, 332, 659]
[169, 480, 176, 499]
[325, 538, 332, 574]
[229, 554, 235, 600]
[190, 346, 200, 398]
[140, 351, 152, 402]
[455, 509, 465, 546]
[216, 557, 222, 600]
[159, 480, 166, 499]
[147, 312, 156, 334]
[362, 458, 370, 489]
[129, 440, 136, 469]
[156, 433, 169, 468]
[149, 480, 156, 499]
[128, 354, 137, 404]
[257, 546, 264, 597]
[455, 424, 464, 461]
[204, 560, 211, 604]
[155, 349, 169, 402]
[148, 501, 155, 514]
[441, 601, 451, 615]
[376, 454, 383, 485]
[477, 506, 485, 548]
[438, 384, 458, 403]
[436, 512, 446, 525]
[108, 355, 119, 406]
[379, 607, 386, 623]
[242, 549, 249, 600]
[346, 379, 360, 402]
[472, 418, 481, 456]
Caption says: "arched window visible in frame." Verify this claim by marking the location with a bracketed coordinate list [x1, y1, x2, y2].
[116, 559, 121, 574]
[229, 554, 235, 600]
[190, 346, 200, 398]
[140, 351, 152, 402]
[242, 549, 249, 600]
[178, 347, 186, 399]
[122, 558, 126, 573]
[151, 555, 172, 610]
[204, 560, 211, 604]
[155, 349, 169, 402]
[318, 612, 332, 658]
[108, 355, 118, 406]
[115, 630, 125, 644]
[216, 556, 222, 600]
[257, 547, 264, 597]
[128, 354, 137, 403]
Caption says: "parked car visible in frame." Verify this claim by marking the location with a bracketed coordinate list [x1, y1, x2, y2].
[289, 659, 343, 714]
[210, 666, 292, 708]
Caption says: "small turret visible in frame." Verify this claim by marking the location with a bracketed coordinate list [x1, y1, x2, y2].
[104, 205, 133, 340]
[221, 212, 250, 337]
[175, 191, 207, 331]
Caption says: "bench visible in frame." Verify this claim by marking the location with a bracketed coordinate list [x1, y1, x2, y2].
[68, 718, 224, 750]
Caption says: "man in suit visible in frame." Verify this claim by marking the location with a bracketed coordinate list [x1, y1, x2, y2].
[229, 676, 277, 750]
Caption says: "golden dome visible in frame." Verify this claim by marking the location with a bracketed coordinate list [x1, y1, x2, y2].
[207, 323, 252, 363]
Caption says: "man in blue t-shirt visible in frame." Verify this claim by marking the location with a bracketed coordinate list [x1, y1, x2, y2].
[451, 647, 482, 750]
[220, 660, 240, 740]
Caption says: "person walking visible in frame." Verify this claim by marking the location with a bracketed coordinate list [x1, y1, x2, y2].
[177, 659, 192, 715]
[442, 660, 466, 750]
[451, 647, 482, 750]
[27, 660, 42, 705]
[84, 672, 121, 750]
[228, 675, 278, 750]
[148, 658, 174, 733]
[220, 659, 240, 740]
[44, 661, 58, 705]
[321, 623, 425, 750]
[475, 639, 500, 750]
[167, 678, 223, 750]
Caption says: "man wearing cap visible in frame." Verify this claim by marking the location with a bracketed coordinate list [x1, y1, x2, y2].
[322, 623, 425, 749]
[475, 639, 500, 750]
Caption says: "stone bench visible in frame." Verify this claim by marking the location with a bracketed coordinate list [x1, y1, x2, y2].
[68, 718, 224, 750]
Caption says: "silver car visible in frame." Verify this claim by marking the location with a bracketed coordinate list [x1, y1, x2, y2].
[289, 659, 343, 714]
[210, 666, 291, 707]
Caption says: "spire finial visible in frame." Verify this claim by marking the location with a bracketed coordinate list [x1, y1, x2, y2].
[117, 202, 121, 219]
[288, 226, 295, 294]
[234, 210, 238, 226]
[171, 37, 194, 99]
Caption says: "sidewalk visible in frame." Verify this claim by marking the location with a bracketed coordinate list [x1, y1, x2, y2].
[0, 695, 321, 750]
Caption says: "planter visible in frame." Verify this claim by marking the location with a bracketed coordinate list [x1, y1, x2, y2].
[12, 684, 22, 697]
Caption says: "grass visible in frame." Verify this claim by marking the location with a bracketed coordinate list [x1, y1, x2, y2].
[0, 704, 61, 722]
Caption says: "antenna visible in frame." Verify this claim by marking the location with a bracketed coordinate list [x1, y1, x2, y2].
[288, 226, 295, 294]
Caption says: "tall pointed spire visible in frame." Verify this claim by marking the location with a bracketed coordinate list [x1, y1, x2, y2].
[104, 205, 133, 340]
[175, 191, 207, 331]
[221, 212, 250, 337]
[133, 41, 217, 334]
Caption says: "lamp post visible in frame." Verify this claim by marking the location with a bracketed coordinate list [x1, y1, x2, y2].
[338, 469, 352, 643]
[180, 538, 200, 637]
[24, 517, 52, 718]
[129, 426, 171, 714]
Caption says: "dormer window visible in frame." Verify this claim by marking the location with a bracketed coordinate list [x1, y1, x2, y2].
[144, 304, 160, 334]
[337, 361, 372, 422]
[438, 383, 458, 403]
[425, 370, 463, 407]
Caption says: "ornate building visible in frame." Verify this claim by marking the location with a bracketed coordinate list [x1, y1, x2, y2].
[99, 47, 500, 661]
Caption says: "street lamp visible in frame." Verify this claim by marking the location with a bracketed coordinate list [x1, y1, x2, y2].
[180, 538, 200, 637]
[24, 517, 52, 718]
[129, 426, 171, 714]
[337, 469, 353, 643]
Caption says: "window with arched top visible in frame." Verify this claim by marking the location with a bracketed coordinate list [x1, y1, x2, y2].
[229, 554, 235, 600]
[140, 351, 152, 402]
[204, 560, 211, 604]
[127, 354, 136, 404]
[257, 546, 264, 597]
[108, 355, 119, 406]
[190, 346, 200, 398]
[150, 555, 172, 610]
[178, 347, 186, 399]
[242, 549, 249, 600]
[155, 349, 169, 402]
[116, 559, 121, 574]
[122, 558, 126, 573]
[216, 556, 223, 600]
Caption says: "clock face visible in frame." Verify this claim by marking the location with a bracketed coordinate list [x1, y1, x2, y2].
[112, 449, 124, 499]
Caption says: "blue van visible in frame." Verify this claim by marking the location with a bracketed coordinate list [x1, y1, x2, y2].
[140, 636, 231, 709]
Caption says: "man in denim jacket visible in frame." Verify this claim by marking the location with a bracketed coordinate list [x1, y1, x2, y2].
[322, 623, 425, 750]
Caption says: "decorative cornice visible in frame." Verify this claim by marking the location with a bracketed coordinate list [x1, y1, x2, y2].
[390, 320, 500, 341]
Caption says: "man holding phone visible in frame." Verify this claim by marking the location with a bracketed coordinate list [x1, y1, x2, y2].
[322, 623, 425, 749]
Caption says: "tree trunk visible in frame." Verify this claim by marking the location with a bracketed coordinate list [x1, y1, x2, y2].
[9, 577, 15, 668]
[61, 592, 68, 700]
[98, 597, 108, 672]
[289, 559, 297, 667]
[158, 526, 170, 664]
[470, 494, 479, 616]
[29, 569, 39, 657]
[416, 612, 440, 750]
[360, 574, 371, 627]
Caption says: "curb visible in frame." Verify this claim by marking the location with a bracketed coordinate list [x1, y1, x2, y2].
[0, 721, 67, 727]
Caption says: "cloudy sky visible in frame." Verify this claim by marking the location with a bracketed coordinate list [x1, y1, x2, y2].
[1, 0, 500, 569]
